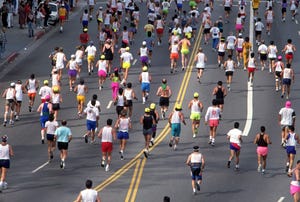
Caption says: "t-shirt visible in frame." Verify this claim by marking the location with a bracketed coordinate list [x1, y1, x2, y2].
[45, 121, 59, 134]
[84, 106, 99, 121]
[85, 45, 97, 56]
[54, 126, 72, 143]
[227, 128, 242, 146]
[210, 27, 220, 39]
[279, 107, 296, 125]
[120, 52, 133, 63]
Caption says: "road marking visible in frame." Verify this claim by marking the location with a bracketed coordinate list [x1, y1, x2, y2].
[106, 100, 113, 109]
[132, 59, 137, 66]
[125, 159, 141, 202]
[32, 161, 49, 173]
[130, 158, 147, 202]
[277, 197, 285, 202]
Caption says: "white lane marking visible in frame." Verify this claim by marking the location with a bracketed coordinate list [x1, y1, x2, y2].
[132, 59, 137, 66]
[298, 31, 300, 36]
[32, 161, 49, 173]
[277, 197, 285, 202]
[242, 0, 254, 137]
[107, 100, 113, 109]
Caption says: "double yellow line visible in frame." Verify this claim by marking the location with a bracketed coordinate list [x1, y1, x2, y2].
[93, 26, 204, 200]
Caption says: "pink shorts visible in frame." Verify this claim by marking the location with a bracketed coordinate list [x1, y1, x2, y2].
[209, 119, 219, 127]
[290, 184, 300, 195]
[98, 70, 107, 77]
[235, 24, 243, 31]
[256, 146, 268, 156]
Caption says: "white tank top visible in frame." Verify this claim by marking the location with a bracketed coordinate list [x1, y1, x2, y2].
[6, 88, 15, 100]
[80, 189, 98, 202]
[191, 152, 202, 163]
[122, 31, 129, 42]
[171, 111, 180, 124]
[285, 44, 294, 54]
[101, 126, 113, 142]
[55, 52, 65, 68]
[191, 100, 200, 113]
[112, 21, 119, 31]
[75, 50, 83, 63]
[77, 84, 85, 96]
[248, 58, 255, 68]
[266, 10, 273, 20]
[140, 47, 148, 57]
[171, 44, 178, 53]
[104, 13, 111, 25]
[224, 0, 231, 7]
[268, 45, 277, 57]
[283, 68, 292, 79]
[82, 13, 89, 21]
[237, 38, 244, 49]
[226, 60, 234, 71]
[124, 89, 132, 100]
[69, 60, 77, 70]
[236, 17, 242, 24]
[98, 60, 107, 72]
[156, 19, 163, 29]
[0, 144, 10, 160]
[15, 84, 23, 101]
[218, 43, 226, 52]
[275, 61, 283, 72]
[52, 93, 60, 104]
[196, 52, 205, 67]
[119, 117, 129, 132]
[99, 32, 106, 42]
[28, 79, 36, 93]
[117, 2, 123, 11]
[141, 72, 150, 83]
[117, 95, 124, 106]
[286, 132, 297, 146]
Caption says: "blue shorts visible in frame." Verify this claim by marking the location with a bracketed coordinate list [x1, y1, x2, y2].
[230, 143, 241, 152]
[171, 123, 181, 137]
[286, 146, 296, 155]
[0, 159, 10, 168]
[86, 120, 97, 131]
[82, 20, 88, 27]
[117, 131, 129, 139]
[141, 82, 150, 92]
[190, 166, 202, 180]
[283, 78, 291, 85]
[40, 117, 49, 129]
[177, 3, 182, 9]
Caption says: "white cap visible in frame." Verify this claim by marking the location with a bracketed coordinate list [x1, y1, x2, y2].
[142, 41, 146, 46]
[10, 82, 15, 87]
[71, 54, 75, 58]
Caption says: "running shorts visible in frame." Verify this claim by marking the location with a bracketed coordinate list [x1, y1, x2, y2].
[156, 28, 164, 35]
[87, 55, 95, 63]
[0, 160, 10, 168]
[141, 82, 150, 92]
[286, 53, 293, 60]
[28, 92, 36, 98]
[282, 78, 291, 85]
[117, 131, 129, 139]
[290, 184, 300, 196]
[98, 70, 107, 77]
[77, 95, 85, 103]
[190, 112, 201, 121]
[170, 52, 179, 60]
[47, 134, 55, 141]
[143, 128, 153, 136]
[57, 142, 69, 150]
[181, 48, 189, 55]
[68, 69, 77, 77]
[230, 143, 241, 152]
[102, 142, 113, 153]
[256, 146, 268, 156]
[171, 123, 181, 137]
[140, 56, 148, 64]
[52, 103, 60, 111]
[159, 97, 169, 107]
[260, 53, 267, 61]
[209, 119, 219, 127]
[86, 120, 97, 131]
[225, 71, 233, 76]
[247, 67, 256, 73]
[286, 146, 296, 155]
[122, 61, 131, 69]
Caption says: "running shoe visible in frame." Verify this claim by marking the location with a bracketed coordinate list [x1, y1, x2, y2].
[262, 169, 265, 174]
[101, 160, 105, 167]
[193, 188, 196, 195]
[50, 151, 54, 160]
[29, 106, 32, 112]
[9, 120, 14, 126]
[41, 139, 45, 144]
[162, 111, 166, 120]
[143, 150, 148, 158]
[150, 138, 154, 147]
[193, 134, 196, 138]
[15, 116, 19, 121]
[196, 182, 201, 191]
[84, 135, 88, 143]
[169, 141, 173, 147]
[286, 165, 289, 173]
[60, 161, 63, 168]
[208, 140, 212, 145]
[62, 161, 65, 169]
[105, 164, 110, 172]
[3, 121, 7, 127]
[227, 161, 231, 168]
[2, 182, 7, 190]
[120, 151, 124, 160]
[235, 165, 239, 171]
[173, 144, 177, 151]
[211, 142, 215, 146]
[257, 164, 262, 172]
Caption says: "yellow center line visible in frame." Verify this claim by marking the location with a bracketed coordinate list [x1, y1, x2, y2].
[130, 158, 147, 202]
[125, 159, 142, 202]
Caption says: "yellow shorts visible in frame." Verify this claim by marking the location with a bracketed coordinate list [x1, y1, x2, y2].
[181, 48, 189, 55]
[122, 62, 131, 69]
[87, 55, 95, 63]
[77, 95, 85, 103]
[190, 112, 201, 121]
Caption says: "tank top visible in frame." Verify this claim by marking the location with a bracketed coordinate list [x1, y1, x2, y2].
[124, 88, 132, 100]
[171, 44, 178, 53]
[204, 19, 211, 29]
[82, 13, 89, 21]
[156, 19, 163, 29]
[141, 72, 150, 83]
[150, 110, 157, 122]
[275, 61, 283, 72]
[75, 50, 83, 63]
[268, 45, 277, 57]
[0, 144, 9, 160]
[6, 88, 15, 100]
[99, 32, 106, 42]
[52, 93, 60, 104]
[122, 31, 129, 42]
[112, 21, 119, 32]
[15, 84, 23, 101]
[225, 60, 234, 71]
[283, 68, 292, 79]
[237, 38, 244, 49]
[52, 74, 59, 87]
[182, 39, 189, 50]
[216, 87, 224, 100]
[104, 13, 111, 25]
[117, 94, 124, 106]
[224, 0, 231, 7]
[257, 133, 268, 147]
[28, 79, 36, 93]
[101, 126, 113, 142]
[236, 17, 242, 24]
[41, 102, 50, 117]
[77, 84, 85, 96]
[119, 117, 130, 132]
[98, 60, 107, 72]
[97, 11, 103, 21]
[196, 52, 205, 66]
[218, 43, 226, 52]
[69, 60, 77, 70]
[191, 152, 202, 164]
[191, 100, 200, 113]
[286, 132, 297, 146]
[140, 47, 148, 57]
[171, 111, 180, 124]
[112, 75, 119, 82]
[143, 115, 153, 129]
[285, 44, 294, 54]
[266, 10, 273, 20]
[248, 58, 255, 68]
[291, 172, 300, 186]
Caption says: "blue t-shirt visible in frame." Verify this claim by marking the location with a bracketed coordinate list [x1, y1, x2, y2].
[54, 126, 72, 143]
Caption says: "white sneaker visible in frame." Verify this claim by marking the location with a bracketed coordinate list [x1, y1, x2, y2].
[257, 164, 262, 172]
[105, 164, 110, 172]
[173, 144, 177, 151]
[3, 182, 7, 189]
[193, 134, 196, 138]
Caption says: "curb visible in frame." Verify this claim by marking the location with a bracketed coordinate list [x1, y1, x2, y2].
[6, 52, 19, 64]
[35, 30, 46, 40]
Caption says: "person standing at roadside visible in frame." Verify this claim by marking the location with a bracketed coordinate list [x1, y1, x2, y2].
[227, 122, 243, 170]
[75, 179, 101, 202]
[254, 126, 272, 174]
[54, 120, 72, 169]
[186, 146, 205, 195]
[0, 135, 13, 190]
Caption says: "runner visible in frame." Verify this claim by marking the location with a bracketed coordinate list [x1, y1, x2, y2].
[257, 40, 268, 71]
[140, 107, 155, 158]
[242, 37, 252, 71]
[139, 66, 151, 104]
[267, 40, 278, 72]
[247, 52, 257, 86]
[193, 47, 207, 83]
[224, 0, 232, 23]
[115, 110, 131, 160]
[138, 41, 149, 67]
[273, 55, 284, 92]
[168, 104, 186, 151]
[25, 74, 39, 112]
[284, 126, 300, 174]
[186, 146, 205, 195]
[226, 32, 236, 56]
[156, 78, 172, 120]
[264, 6, 274, 36]
[102, 39, 114, 75]
[254, 126, 272, 174]
[120, 47, 133, 85]
[75, 45, 84, 79]
[0, 135, 13, 190]
[96, 55, 108, 91]
[74, 79, 88, 117]
[66, 54, 79, 91]
[235, 33, 244, 67]
[110, 68, 121, 101]
[216, 37, 226, 68]
[96, 7, 104, 31]
[212, 81, 227, 112]
[123, 82, 138, 118]
[288, 160, 300, 202]
[290, 0, 298, 21]
[188, 93, 204, 138]
[282, 39, 296, 65]
[54, 120, 72, 169]
[115, 88, 126, 117]
[87, 0, 95, 20]
[52, 86, 62, 121]
[223, 55, 237, 91]
[155, 15, 164, 46]
[210, 23, 220, 51]
[227, 122, 243, 171]
[235, 13, 243, 35]
[80, 9, 89, 29]
[79, 28, 90, 48]
[14, 80, 26, 121]
[169, 39, 180, 73]
[254, 18, 264, 45]
[205, 99, 221, 146]
[202, 14, 212, 44]
[2, 83, 16, 126]
[282, 0, 288, 22]
[279, 101, 296, 147]
[51, 69, 61, 91]
[37, 95, 52, 144]
[58, 4, 67, 32]
[83, 100, 99, 144]
[149, 103, 159, 147]
[281, 63, 294, 99]
[85, 41, 97, 75]
[45, 114, 58, 162]
[75, 179, 101, 202]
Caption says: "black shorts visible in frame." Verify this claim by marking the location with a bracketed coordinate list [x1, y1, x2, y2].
[117, 11, 122, 16]
[225, 71, 233, 76]
[216, 99, 224, 105]
[283, 78, 291, 85]
[203, 28, 210, 34]
[159, 97, 169, 107]
[218, 52, 225, 57]
[125, 100, 133, 107]
[57, 142, 69, 150]
[260, 53, 267, 61]
[224, 6, 231, 12]
[275, 71, 282, 78]
[47, 134, 55, 141]
[116, 106, 124, 115]
[6, 99, 14, 106]
[282, 7, 287, 14]
[0, 159, 10, 168]
[52, 103, 60, 111]
[255, 30, 262, 37]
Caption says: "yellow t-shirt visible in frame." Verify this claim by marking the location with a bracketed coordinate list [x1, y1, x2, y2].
[59, 8, 67, 17]
[252, 0, 260, 9]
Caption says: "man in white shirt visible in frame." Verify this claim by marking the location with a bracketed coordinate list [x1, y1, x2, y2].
[85, 41, 97, 75]
[227, 122, 243, 170]
[75, 179, 101, 202]
[83, 100, 99, 144]
[279, 101, 296, 147]
[210, 23, 220, 51]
